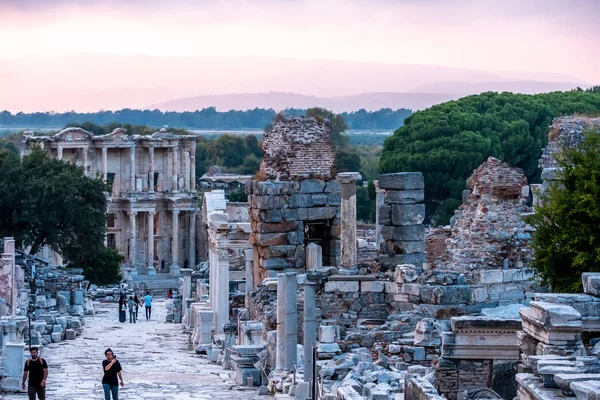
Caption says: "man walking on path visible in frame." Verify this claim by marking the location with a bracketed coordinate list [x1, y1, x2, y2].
[128, 296, 136, 323]
[22, 347, 48, 400]
[144, 291, 153, 320]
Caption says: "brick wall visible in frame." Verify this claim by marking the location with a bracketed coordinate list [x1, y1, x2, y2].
[435, 358, 493, 400]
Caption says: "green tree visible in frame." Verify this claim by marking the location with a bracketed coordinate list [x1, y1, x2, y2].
[356, 185, 374, 223]
[526, 129, 600, 292]
[0, 149, 120, 285]
[335, 149, 362, 175]
[380, 91, 600, 225]
[306, 107, 349, 148]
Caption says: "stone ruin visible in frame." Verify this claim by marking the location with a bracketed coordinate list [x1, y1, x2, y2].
[176, 114, 600, 400]
[0, 237, 93, 393]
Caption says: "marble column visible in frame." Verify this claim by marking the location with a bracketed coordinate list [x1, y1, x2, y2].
[374, 180, 384, 247]
[244, 248, 254, 294]
[128, 212, 137, 268]
[191, 154, 196, 191]
[336, 172, 362, 275]
[189, 211, 196, 268]
[209, 248, 216, 309]
[82, 147, 89, 176]
[215, 248, 230, 335]
[148, 146, 155, 192]
[147, 211, 155, 273]
[276, 273, 286, 372]
[306, 243, 322, 269]
[284, 272, 298, 371]
[4, 238, 16, 316]
[57, 145, 63, 160]
[303, 282, 317, 384]
[184, 151, 191, 192]
[172, 210, 180, 268]
[181, 268, 193, 324]
[130, 146, 136, 192]
[102, 147, 108, 181]
[172, 148, 179, 192]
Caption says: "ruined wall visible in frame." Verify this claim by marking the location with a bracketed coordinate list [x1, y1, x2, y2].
[436, 359, 493, 400]
[248, 116, 340, 281]
[425, 227, 451, 264]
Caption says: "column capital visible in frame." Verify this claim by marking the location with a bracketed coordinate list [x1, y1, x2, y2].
[172, 209, 180, 216]
[336, 172, 362, 184]
[128, 211, 138, 217]
[148, 211, 156, 216]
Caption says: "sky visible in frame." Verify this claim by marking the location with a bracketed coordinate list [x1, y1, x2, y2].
[0, 0, 599, 112]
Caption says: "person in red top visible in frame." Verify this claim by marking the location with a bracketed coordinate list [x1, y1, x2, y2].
[102, 348, 124, 400]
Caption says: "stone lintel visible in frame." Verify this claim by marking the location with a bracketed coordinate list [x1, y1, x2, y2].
[327, 274, 376, 282]
[450, 316, 522, 332]
[336, 172, 362, 184]
[441, 331, 519, 360]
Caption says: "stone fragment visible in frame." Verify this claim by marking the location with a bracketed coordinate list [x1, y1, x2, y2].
[583, 272, 600, 296]
[391, 204, 425, 226]
[520, 301, 582, 345]
[414, 318, 442, 347]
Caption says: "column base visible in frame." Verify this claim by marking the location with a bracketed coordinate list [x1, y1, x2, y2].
[171, 264, 181, 275]
[147, 267, 157, 276]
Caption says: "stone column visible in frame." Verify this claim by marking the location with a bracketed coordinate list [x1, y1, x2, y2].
[181, 268, 193, 324]
[128, 212, 137, 268]
[223, 322, 236, 370]
[102, 147, 108, 181]
[306, 243, 322, 269]
[215, 248, 230, 335]
[4, 238, 16, 316]
[284, 272, 298, 371]
[276, 273, 286, 372]
[184, 151, 191, 192]
[147, 211, 155, 273]
[198, 308, 214, 344]
[336, 172, 362, 275]
[189, 211, 196, 268]
[374, 180, 384, 247]
[148, 146, 155, 192]
[172, 148, 179, 192]
[209, 248, 216, 308]
[57, 145, 63, 160]
[303, 282, 316, 384]
[130, 146, 136, 192]
[82, 147, 89, 177]
[244, 248, 254, 294]
[191, 154, 196, 191]
[172, 210, 180, 268]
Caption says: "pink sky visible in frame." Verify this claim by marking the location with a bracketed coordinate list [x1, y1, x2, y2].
[0, 0, 598, 112]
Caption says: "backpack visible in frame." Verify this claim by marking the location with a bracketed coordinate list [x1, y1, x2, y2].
[26, 357, 44, 367]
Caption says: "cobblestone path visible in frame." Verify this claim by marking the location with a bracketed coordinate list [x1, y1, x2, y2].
[6, 300, 261, 400]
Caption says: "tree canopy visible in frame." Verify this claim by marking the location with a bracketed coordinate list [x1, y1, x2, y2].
[526, 129, 600, 292]
[380, 91, 600, 224]
[0, 149, 121, 285]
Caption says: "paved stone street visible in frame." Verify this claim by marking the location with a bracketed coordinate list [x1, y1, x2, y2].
[5, 300, 261, 400]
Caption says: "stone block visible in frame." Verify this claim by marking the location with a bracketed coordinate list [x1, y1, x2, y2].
[473, 287, 488, 303]
[327, 193, 341, 206]
[262, 245, 296, 258]
[257, 209, 282, 222]
[420, 285, 474, 305]
[379, 253, 426, 270]
[306, 207, 338, 221]
[325, 281, 359, 293]
[311, 193, 328, 206]
[479, 269, 504, 284]
[51, 332, 62, 343]
[400, 283, 422, 296]
[414, 319, 442, 347]
[289, 194, 314, 208]
[317, 342, 342, 358]
[262, 259, 288, 270]
[381, 225, 425, 241]
[65, 329, 76, 340]
[554, 373, 600, 396]
[384, 189, 424, 205]
[324, 180, 341, 193]
[583, 273, 600, 297]
[384, 282, 398, 294]
[281, 209, 298, 221]
[378, 205, 392, 226]
[511, 268, 535, 282]
[300, 179, 326, 193]
[520, 301, 582, 345]
[380, 240, 425, 255]
[361, 281, 384, 293]
[319, 325, 339, 343]
[296, 208, 308, 220]
[253, 232, 288, 246]
[378, 172, 424, 190]
[391, 204, 425, 226]
[256, 195, 287, 210]
[255, 221, 298, 233]
[286, 231, 304, 245]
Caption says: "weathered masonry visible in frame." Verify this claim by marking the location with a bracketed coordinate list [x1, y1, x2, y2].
[22, 127, 199, 276]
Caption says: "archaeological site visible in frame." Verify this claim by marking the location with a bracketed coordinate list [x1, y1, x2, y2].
[2, 115, 600, 400]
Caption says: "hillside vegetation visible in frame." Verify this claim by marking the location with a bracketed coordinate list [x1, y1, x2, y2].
[380, 89, 600, 224]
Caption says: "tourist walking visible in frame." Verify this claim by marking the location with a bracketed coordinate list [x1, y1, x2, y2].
[118, 297, 127, 323]
[133, 294, 141, 320]
[102, 348, 124, 400]
[128, 296, 136, 323]
[144, 291, 152, 320]
[22, 347, 48, 400]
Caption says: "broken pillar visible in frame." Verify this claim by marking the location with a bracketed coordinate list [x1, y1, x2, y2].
[284, 272, 298, 371]
[276, 273, 286, 372]
[337, 172, 362, 275]
[215, 248, 230, 335]
[244, 248, 254, 295]
[303, 282, 317, 384]
[180, 268, 193, 326]
[223, 322, 236, 370]
[306, 243, 322, 270]
[374, 181, 384, 247]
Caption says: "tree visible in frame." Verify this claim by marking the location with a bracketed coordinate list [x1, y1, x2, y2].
[0, 149, 120, 285]
[335, 149, 362, 175]
[526, 129, 600, 292]
[380, 91, 600, 225]
[306, 107, 349, 148]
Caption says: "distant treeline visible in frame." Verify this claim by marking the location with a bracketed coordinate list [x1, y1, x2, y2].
[0, 107, 413, 131]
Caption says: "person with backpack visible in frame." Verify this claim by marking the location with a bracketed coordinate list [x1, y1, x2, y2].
[128, 296, 136, 323]
[102, 348, 124, 400]
[22, 347, 48, 400]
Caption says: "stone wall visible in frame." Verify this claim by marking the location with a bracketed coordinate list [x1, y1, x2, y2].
[436, 359, 493, 400]
[425, 227, 451, 264]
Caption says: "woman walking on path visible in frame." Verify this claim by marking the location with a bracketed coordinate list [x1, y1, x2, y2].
[128, 296, 136, 323]
[133, 294, 141, 321]
[118, 297, 127, 323]
[102, 348, 124, 400]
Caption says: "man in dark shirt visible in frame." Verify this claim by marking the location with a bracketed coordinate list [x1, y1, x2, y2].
[102, 348, 124, 400]
[22, 347, 48, 400]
